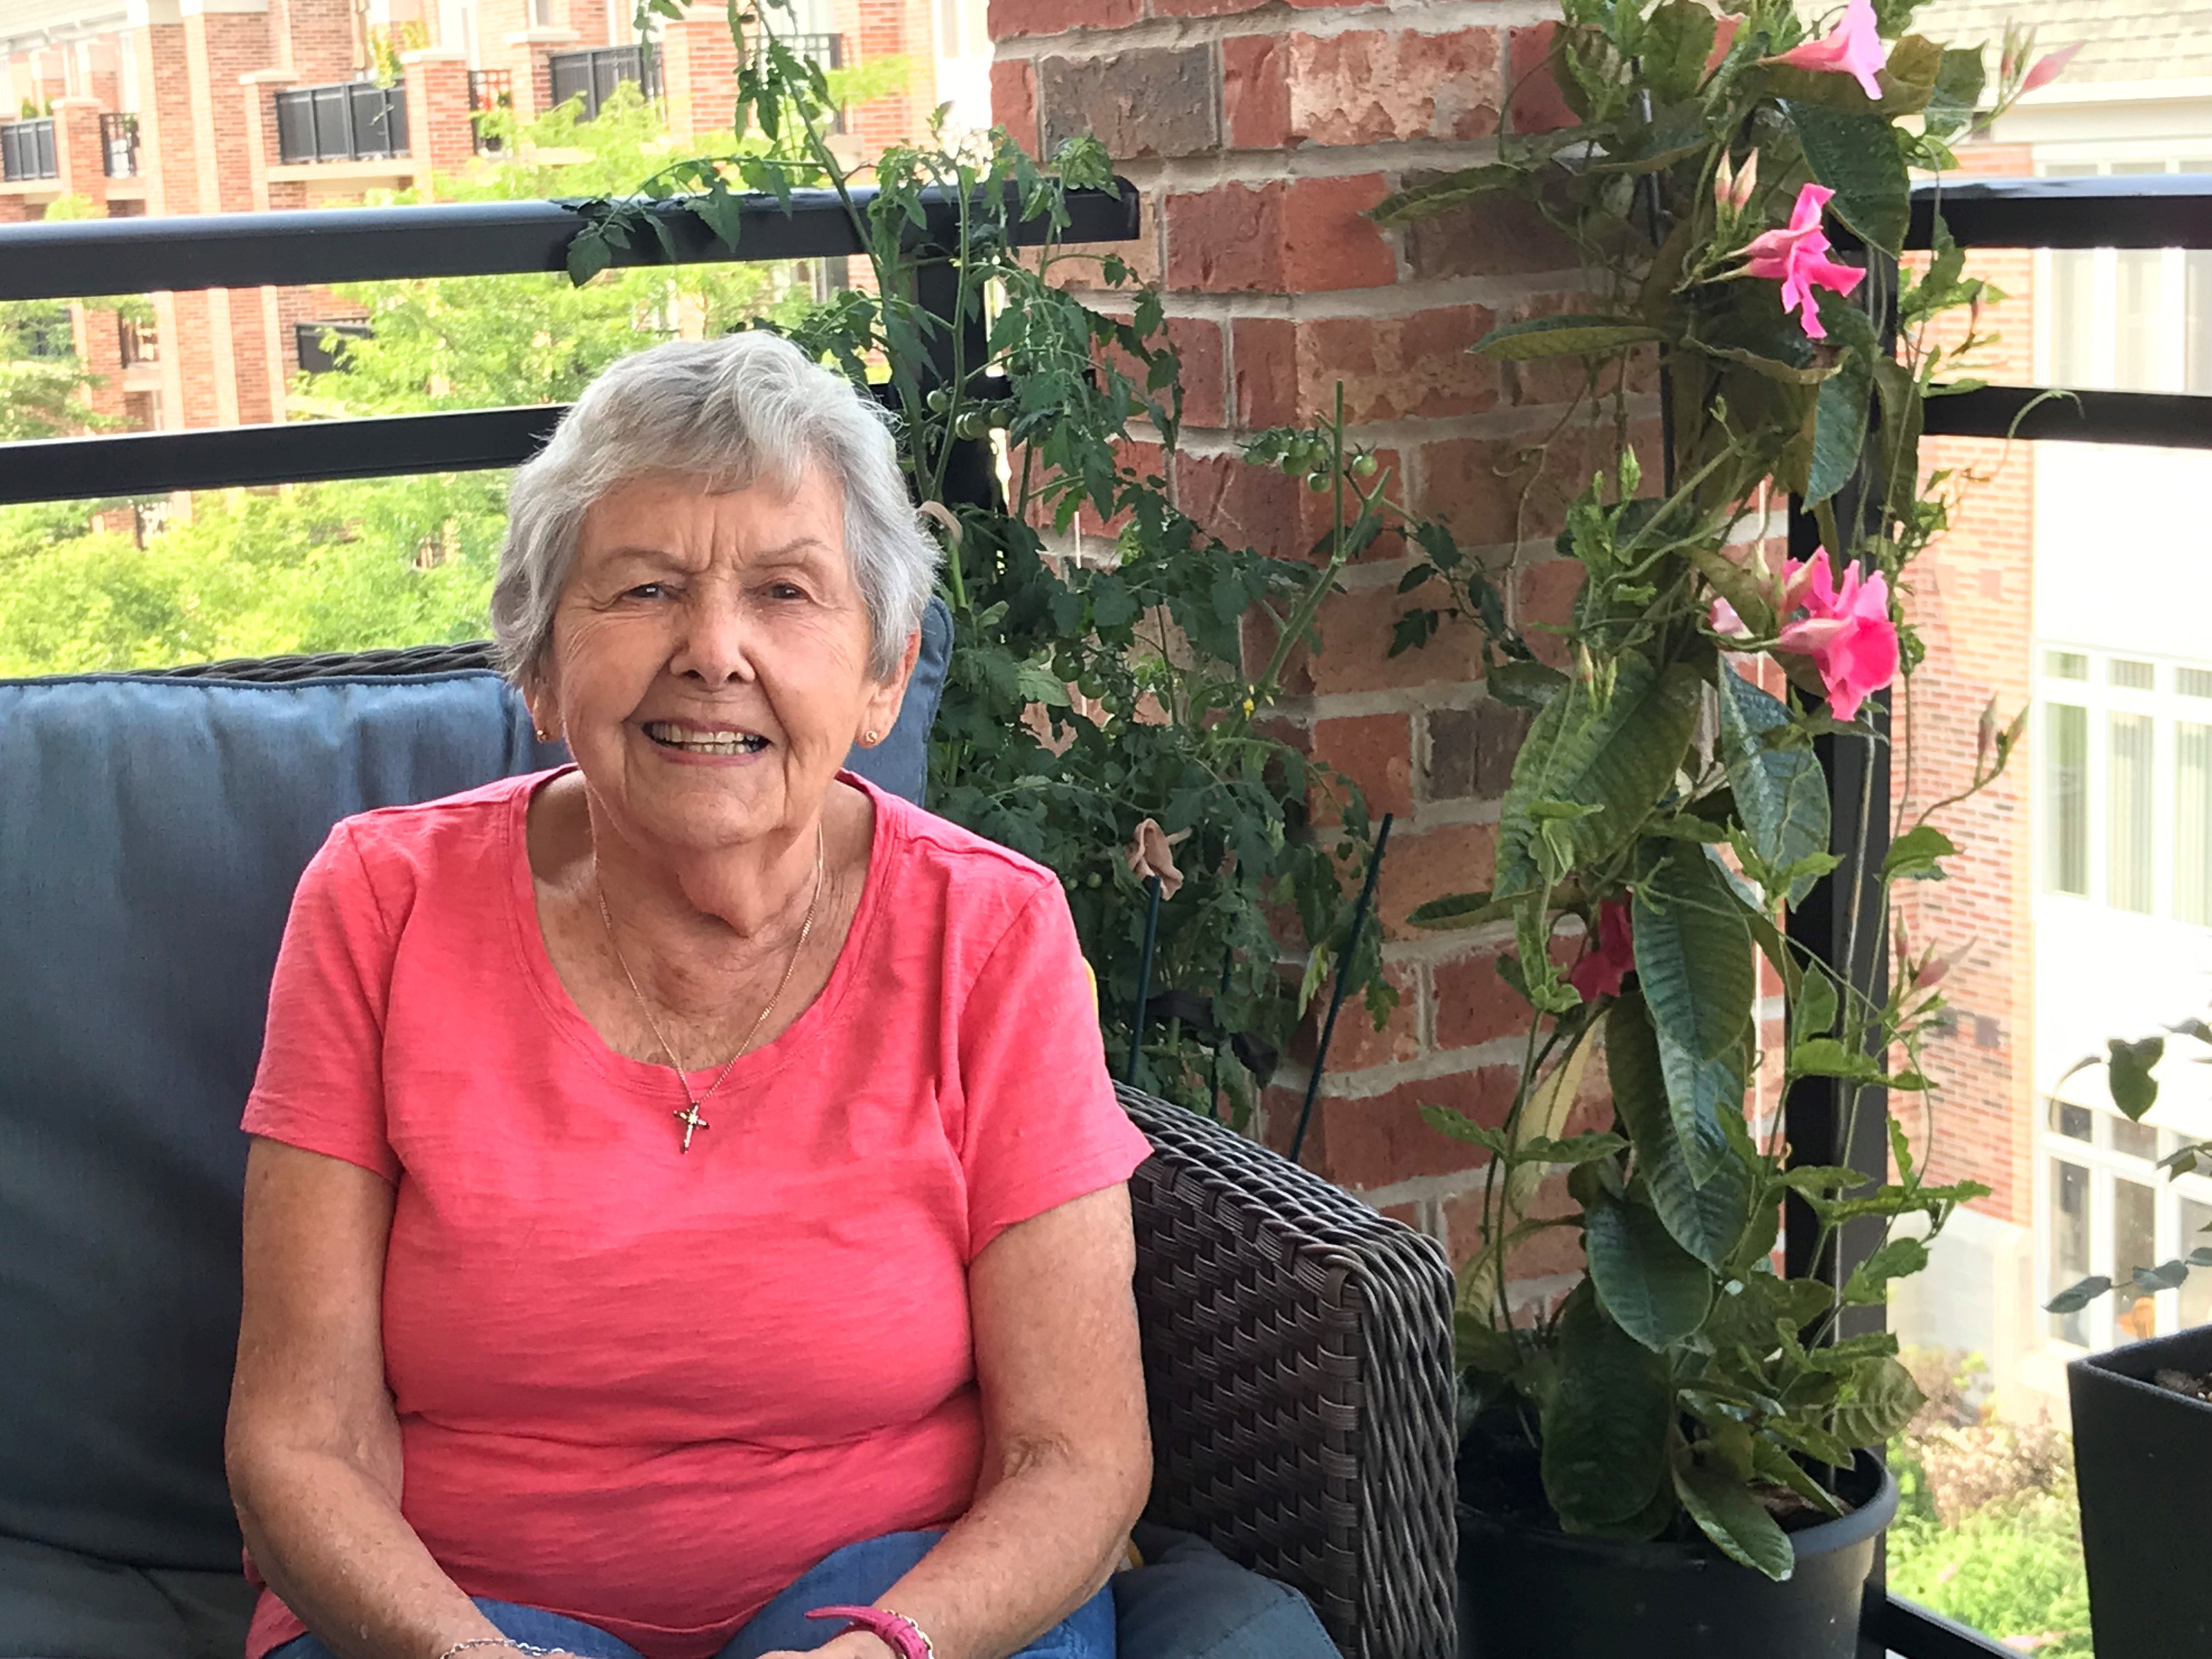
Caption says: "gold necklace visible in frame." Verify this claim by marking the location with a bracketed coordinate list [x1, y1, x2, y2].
[593, 823, 826, 1152]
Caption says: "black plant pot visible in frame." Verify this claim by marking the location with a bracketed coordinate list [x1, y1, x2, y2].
[2070, 1323, 2212, 1659]
[1456, 1451, 1897, 1659]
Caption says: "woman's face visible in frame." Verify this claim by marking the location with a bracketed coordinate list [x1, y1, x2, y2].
[533, 466, 913, 857]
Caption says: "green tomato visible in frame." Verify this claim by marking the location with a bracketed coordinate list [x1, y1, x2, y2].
[1306, 471, 1333, 493]
[926, 387, 950, 414]
[953, 409, 990, 440]
[1351, 453, 1379, 478]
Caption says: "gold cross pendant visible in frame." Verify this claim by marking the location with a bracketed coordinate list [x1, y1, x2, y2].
[673, 1099, 710, 1152]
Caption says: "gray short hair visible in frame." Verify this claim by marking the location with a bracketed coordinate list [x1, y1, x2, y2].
[492, 330, 941, 684]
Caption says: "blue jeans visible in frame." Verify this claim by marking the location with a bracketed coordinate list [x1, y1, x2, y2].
[268, 1530, 1113, 1659]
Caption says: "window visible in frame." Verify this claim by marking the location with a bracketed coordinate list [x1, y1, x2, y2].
[2186, 1198, 2212, 1330]
[2049, 702, 2090, 895]
[2182, 722, 2212, 926]
[2051, 1159, 2091, 1345]
[2183, 668, 2212, 699]
[2057, 1101, 2094, 1141]
[2113, 658, 2156, 690]
[2050, 651, 2090, 681]
[2116, 1178, 2161, 1341]
[2111, 712, 2157, 912]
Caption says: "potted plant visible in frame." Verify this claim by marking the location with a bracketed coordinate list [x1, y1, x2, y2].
[2041, 1009, 2212, 1659]
[1369, 2, 2072, 1652]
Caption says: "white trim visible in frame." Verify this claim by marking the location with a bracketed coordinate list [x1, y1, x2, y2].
[178, 0, 269, 15]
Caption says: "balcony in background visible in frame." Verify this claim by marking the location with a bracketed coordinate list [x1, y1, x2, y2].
[100, 112, 138, 178]
[274, 82, 409, 166]
[467, 69, 512, 156]
[2, 118, 57, 182]
[546, 46, 658, 121]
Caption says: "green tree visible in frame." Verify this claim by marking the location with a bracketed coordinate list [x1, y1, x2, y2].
[0, 86, 824, 676]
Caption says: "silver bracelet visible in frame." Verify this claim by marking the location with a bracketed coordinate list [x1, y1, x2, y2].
[433, 1640, 555, 1659]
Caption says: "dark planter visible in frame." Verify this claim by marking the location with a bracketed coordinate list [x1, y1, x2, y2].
[1456, 1451, 1897, 1659]
[2070, 1323, 2212, 1659]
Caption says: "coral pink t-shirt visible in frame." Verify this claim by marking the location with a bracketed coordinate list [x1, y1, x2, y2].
[239, 769, 1150, 1659]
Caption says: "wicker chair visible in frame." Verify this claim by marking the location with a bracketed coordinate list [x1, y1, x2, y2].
[145, 645, 1463, 1659]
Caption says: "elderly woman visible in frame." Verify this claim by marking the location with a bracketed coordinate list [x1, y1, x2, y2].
[223, 331, 1321, 1659]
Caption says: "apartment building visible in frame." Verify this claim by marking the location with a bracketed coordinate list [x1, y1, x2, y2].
[1894, 0, 2212, 1418]
[0, 0, 978, 441]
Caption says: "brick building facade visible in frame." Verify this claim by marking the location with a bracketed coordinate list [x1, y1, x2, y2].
[0, 0, 950, 448]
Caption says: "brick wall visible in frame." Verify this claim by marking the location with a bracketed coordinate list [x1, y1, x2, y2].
[990, 0, 1617, 1269]
[1893, 140, 2039, 1227]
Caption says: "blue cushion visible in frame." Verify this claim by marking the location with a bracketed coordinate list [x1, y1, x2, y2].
[0, 602, 948, 1586]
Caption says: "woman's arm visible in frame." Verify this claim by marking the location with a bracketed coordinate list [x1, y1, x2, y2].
[789, 1182, 1150, 1659]
[227, 1138, 522, 1659]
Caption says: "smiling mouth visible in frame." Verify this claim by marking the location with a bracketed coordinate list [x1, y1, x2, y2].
[642, 721, 770, 755]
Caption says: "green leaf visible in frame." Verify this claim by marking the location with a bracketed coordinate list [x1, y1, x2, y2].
[1766, 1413, 1855, 1468]
[1752, 1438, 1846, 1519]
[1420, 1104, 1511, 1156]
[1655, 1021, 1742, 1187]
[1882, 823, 1957, 882]
[1494, 656, 1702, 901]
[1784, 101, 1911, 256]
[1804, 351, 1872, 506]
[1587, 1192, 1716, 1350]
[2046, 1275, 2112, 1315]
[1674, 1460, 1795, 1581]
[2135, 1259, 2190, 1295]
[1405, 890, 1505, 931]
[1925, 46, 1987, 138]
[1790, 1037, 1887, 1082]
[1829, 1355, 1926, 1447]
[1842, 1235, 1928, 1305]
[1609, 991, 1753, 1270]
[1641, 0, 1718, 103]
[1369, 162, 1521, 227]
[1633, 842, 1755, 1062]
[1472, 315, 1670, 362]
[1541, 1285, 1674, 1530]
[1716, 668, 1830, 905]
[2109, 1036, 2165, 1120]
[1520, 1131, 1631, 1167]
[1489, 658, 1568, 710]
[1793, 963, 1839, 1049]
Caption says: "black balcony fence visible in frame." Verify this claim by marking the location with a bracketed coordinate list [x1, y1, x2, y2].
[1, 117, 56, 182]
[101, 111, 139, 178]
[546, 46, 659, 121]
[273, 81, 410, 165]
[294, 319, 372, 375]
[117, 313, 157, 366]
[467, 68, 512, 155]
[777, 31, 844, 69]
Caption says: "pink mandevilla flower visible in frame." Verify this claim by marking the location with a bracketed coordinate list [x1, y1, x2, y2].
[1743, 183, 1867, 341]
[1568, 898, 1637, 1003]
[1770, 0, 1890, 100]
[2021, 42, 2084, 96]
[1775, 548, 1899, 722]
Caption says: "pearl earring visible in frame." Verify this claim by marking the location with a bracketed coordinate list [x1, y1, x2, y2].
[863, 729, 879, 746]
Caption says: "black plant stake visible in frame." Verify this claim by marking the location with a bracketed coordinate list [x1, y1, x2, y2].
[1126, 873, 1164, 1084]
[1289, 812, 1393, 1165]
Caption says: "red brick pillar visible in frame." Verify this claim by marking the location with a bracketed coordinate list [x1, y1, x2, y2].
[659, 5, 738, 144]
[129, 2, 209, 433]
[505, 26, 580, 119]
[991, 3, 1602, 1262]
[49, 95, 110, 212]
[402, 48, 477, 183]
[835, 0, 933, 156]
[182, 4, 277, 428]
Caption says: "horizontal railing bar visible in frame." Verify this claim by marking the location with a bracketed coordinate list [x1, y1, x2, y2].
[1909, 174, 2212, 250]
[1921, 383, 2212, 448]
[1882, 1594, 2016, 1658]
[0, 181, 1139, 302]
[0, 407, 566, 504]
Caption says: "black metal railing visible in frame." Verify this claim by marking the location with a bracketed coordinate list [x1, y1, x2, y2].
[273, 81, 409, 165]
[1797, 173, 2212, 1659]
[467, 69, 512, 155]
[100, 111, 138, 177]
[546, 45, 659, 121]
[0, 182, 1137, 501]
[1, 118, 56, 181]
[293, 319, 372, 375]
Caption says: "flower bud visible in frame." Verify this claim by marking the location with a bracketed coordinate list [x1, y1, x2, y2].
[1714, 151, 1736, 215]
[1978, 696, 1999, 765]
[1730, 148, 1759, 213]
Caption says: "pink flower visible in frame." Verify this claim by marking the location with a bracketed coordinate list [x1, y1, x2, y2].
[1769, 0, 1890, 101]
[1568, 898, 1636, 1002]
[1709, 596, 1752, 639]
[1743, 183, 1867, 341]
[2022, 42, 2084, 96]
[1774, 549, 1899, 721]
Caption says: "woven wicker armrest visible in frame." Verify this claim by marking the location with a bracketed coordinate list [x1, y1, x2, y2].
[1117, 1086, 1457, 1659]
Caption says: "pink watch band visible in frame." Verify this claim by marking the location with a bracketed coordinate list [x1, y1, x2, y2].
[804, 1604, 936, 1659]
